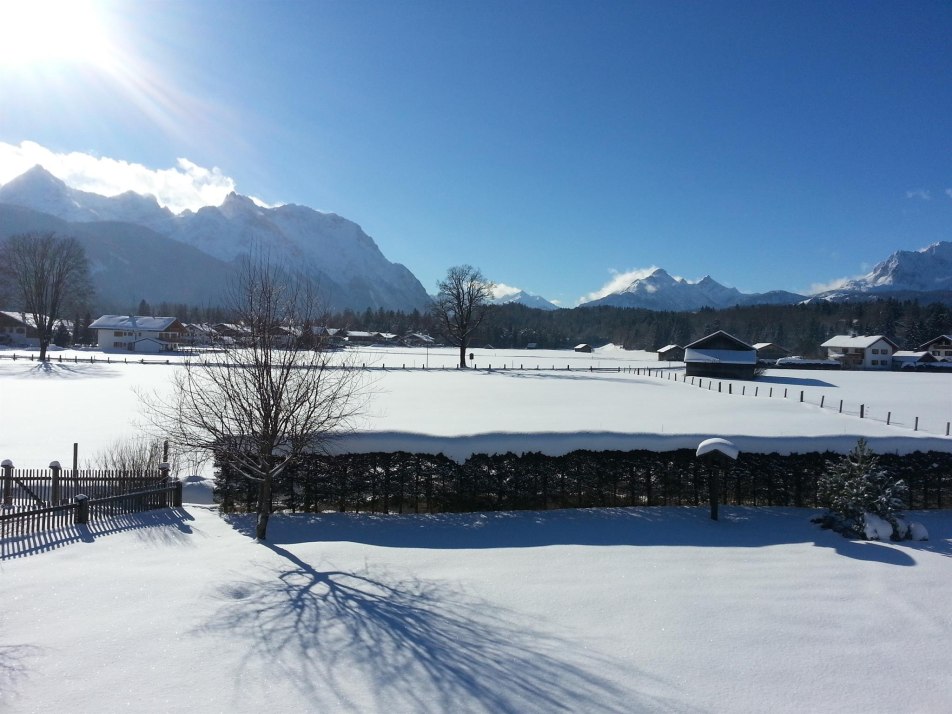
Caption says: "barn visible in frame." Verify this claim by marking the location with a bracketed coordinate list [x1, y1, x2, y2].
[684, 331, 757, 380]
[657, 344, 685, 362]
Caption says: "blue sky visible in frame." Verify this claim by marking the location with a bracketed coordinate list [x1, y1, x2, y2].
[0, 0, 950, 305]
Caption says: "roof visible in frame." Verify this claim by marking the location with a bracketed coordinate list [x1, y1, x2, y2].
[892, 351, 937, 362]
[821, 335, 899, 350]
[919, 335, 952, 349]
[657, 344, 683, 352]
[89, 315, 181, 331]
[685, 330, 754, 352]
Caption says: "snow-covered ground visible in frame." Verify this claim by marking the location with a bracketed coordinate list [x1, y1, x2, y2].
[3, 344, 952, 712]
[0, 344, 949, 471]
[3, 505, 952, 712]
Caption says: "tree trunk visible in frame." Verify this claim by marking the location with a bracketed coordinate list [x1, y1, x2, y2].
[39, 338, 50, 362]
[256, 476, 272, 539]
[458, 341, 467, 368]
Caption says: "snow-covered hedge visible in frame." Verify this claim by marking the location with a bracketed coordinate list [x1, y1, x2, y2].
[215, 446, 952, 517]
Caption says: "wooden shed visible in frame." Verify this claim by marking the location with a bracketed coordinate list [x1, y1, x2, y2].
[657, 344, 685, 362]
[752, 342, 790, 362]
[684, 331, 757, 380]
[574, 343, 593, 353]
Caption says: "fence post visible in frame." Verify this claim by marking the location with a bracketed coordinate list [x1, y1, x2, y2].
[860, 404, 865, 419]
[887, 412, 891, 425]
[75, 494, 89, 524]
[1, 459, 13, 506]
[172, 478, 183, 508]
[820, 395, 825, 408]
[50, 460, 62, 504]
[915, 416, 919, 432]
[800, 391, 804, 403]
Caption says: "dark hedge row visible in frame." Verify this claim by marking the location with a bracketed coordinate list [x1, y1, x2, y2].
[215, 448, 952, 515]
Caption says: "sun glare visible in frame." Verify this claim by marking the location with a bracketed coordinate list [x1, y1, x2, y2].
[0, 0, 111, 68]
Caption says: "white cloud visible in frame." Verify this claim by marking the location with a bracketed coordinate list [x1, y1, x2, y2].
[946, 188, 952, 200]
[0, 140, 272, 213]
[906, 188, 931, 201]
[807, 276, 852, 294]
[577, 267, 662, 304]
[491, 283, 522, 300]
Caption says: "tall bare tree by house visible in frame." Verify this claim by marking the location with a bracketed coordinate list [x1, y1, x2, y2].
[433, 265, 495, 368]
[143, 255, 367, 540]
[0, 232, 92, 360]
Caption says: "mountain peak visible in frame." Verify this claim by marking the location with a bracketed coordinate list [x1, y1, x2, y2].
[0, 164, 67, 194]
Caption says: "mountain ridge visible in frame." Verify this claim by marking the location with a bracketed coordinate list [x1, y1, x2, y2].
[0, 166, 431, 312]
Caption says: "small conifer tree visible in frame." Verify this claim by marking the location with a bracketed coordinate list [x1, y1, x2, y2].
[817, 439, 908, 537]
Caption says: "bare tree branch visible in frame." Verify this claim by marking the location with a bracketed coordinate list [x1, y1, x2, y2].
[142, 254, 368, 539]
[432, 265, 495, 368]
[0, 232, 93, 361]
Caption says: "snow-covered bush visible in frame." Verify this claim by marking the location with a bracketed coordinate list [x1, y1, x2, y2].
[816, 439, 911, 540]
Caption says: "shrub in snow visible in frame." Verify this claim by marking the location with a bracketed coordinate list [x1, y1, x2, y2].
[909, 521, 930, 541]
[816, 439, 911, 541]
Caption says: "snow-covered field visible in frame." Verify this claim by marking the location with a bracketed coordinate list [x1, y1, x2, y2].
[4, 505, 952, 712]
[3, 344, 952, 713]
[1, 344, 949, 471]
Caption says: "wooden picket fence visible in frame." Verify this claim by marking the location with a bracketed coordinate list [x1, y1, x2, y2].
[0, 466, 181, 540]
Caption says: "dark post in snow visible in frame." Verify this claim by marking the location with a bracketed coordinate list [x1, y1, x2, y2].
[75, 494, 89, 524]
[2, 459, 13, 507]
[50, 460, 62, 505]
[695, 438, 739, 521]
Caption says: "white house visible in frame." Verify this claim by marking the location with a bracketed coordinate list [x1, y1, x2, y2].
[820, 335, 899, 370]
[89, 315, 185, 353]
[919, 335, 952, 361]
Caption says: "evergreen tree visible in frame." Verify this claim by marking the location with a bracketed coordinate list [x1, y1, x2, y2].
[817, 439, 908, 537]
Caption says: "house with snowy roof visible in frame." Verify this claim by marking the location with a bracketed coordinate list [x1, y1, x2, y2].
[89, 315, 185, 353]
[891, 351, 937, 370]
[820, 335, 898, 370]
[0, 311, 72, 348]
[919, 335, 952, 361]
[0, 311, 39, 346]
[684, 331, 757, 379]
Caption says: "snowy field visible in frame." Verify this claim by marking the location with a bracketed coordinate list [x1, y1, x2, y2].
[0, 344, 949, 471]
[3, 505, 952, 712]
[3, 344, 952, 712]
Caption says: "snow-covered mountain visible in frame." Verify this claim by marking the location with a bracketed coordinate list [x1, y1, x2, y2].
[582, 268, 805, 311]
[0, 166, 432, 312]
[813, 241, 952, 300]
[490, 290, 560, 310]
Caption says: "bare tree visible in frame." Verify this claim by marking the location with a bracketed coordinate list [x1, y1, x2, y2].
[0, 232, 92, 361]
[143, 256, 368, 540]
[433, 265, 495, 368]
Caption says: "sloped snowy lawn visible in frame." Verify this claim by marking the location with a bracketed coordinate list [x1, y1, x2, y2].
[3, 506, 952, 713]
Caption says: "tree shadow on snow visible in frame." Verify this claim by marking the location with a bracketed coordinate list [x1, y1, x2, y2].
[195, 543, 693, 713]
[7, 361, 122, 379]
[0, 643, 44, 707]
[0, 508, 194, 559]
[225, 507, 922, 566]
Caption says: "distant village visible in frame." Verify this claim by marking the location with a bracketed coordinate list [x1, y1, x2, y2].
[2, 309, 950, 379]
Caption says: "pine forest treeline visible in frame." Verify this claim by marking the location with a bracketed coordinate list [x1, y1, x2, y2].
[325, 299, 951, 356]
[112, 298, 952, 356]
